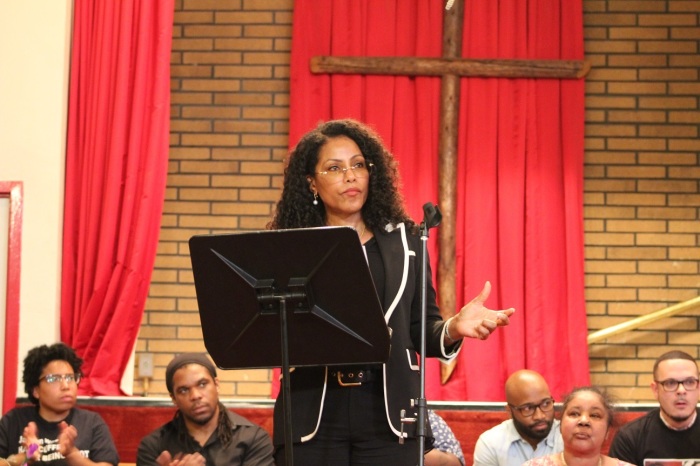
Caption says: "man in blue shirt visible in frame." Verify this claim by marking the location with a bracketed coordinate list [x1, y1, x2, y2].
[473, 370, 563, 466]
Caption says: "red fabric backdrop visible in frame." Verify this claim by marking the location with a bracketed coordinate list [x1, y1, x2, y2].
[285, 0, 589, 401]
[77, 403, 645, 463]
[61, 0, 174, 395]
[1, 182, 23, 414]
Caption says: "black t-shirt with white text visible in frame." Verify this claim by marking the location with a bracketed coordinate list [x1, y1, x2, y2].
[0, 406, 119, 466]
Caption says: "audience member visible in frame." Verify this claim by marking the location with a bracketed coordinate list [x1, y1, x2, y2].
[136, 353, 274, 466]
[0, 343, 119, 466]
[522, 386, 633, 466]
[608, 350, 700, 466]
[473, 370, 563, 466]
[425, 410, 465, 466]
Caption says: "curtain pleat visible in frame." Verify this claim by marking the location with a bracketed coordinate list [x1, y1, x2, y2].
[61, 0, 174, 395]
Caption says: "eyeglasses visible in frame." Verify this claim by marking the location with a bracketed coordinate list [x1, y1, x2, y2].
[655, 378, 699, 392]
[39, 373, 81, 384]
[315, 162, 374, 180]
[508, 397, 555, 417]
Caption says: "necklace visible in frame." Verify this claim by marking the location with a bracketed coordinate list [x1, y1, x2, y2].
[560, 452, 602, 466]
[358, 224, 366, 240]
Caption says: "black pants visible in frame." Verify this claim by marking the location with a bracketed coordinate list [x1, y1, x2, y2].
[274, 375, 420, 466]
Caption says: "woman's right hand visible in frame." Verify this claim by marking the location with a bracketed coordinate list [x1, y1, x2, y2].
[450, 281, 515, 341]
[21, 422, 41, 463]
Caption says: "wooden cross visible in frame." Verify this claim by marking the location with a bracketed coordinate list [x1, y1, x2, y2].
[310, 0, 590, 383]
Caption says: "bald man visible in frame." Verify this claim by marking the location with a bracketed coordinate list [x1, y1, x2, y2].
[472, 370, 563, 466]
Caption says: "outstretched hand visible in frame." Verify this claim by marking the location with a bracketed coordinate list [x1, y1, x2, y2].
[449, 281, 514, 341]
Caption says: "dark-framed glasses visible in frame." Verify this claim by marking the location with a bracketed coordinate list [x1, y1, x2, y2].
[315, 162, 374, 180]
[39, 373, 81, 384]
[508, 397, 555, 417]
[655, 377, 699, 392]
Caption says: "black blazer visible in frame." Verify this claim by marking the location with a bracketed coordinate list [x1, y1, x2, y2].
[273, 223, 461, 445]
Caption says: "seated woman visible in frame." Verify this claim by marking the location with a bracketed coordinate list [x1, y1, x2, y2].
[523, 386, 634, 466]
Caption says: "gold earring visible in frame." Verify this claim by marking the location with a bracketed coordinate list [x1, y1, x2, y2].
[313, 192, 318, 205]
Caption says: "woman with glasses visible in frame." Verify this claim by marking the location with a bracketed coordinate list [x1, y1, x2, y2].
[268, 118, 514, 465]
[522, 386, 634, 466]
[0, 343, 119, 466]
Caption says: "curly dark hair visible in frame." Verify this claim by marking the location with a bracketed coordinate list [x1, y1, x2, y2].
[267, 119, 416, 232]
[23, 343, 83, 405]
[561, 385, 617, 429]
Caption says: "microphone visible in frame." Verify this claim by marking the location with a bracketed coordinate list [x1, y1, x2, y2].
[422, 202, 442, 230]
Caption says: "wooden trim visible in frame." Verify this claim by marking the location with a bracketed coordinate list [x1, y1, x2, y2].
[587, 295, 700, 344]
[437, 0, 463, 386]
[311, 56, 591, 79]
[1, 181, 23, 415]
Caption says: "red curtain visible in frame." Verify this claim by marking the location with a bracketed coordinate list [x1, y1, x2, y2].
[1, 182, 23, 414]
[288, 0, 589, 401]
[61, 0, 174, 395]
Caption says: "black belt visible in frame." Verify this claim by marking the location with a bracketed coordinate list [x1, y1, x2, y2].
[329, 368, 378, 387]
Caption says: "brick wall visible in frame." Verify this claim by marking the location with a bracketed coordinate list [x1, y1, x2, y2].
[136, 0, 293, 398]
[135, 0, 700, 401]
[583, 0, 700, 402]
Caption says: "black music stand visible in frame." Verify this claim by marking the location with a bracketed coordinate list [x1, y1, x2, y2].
[189, 226, 391, 466]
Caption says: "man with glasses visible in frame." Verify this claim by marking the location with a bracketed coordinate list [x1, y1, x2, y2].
[608, 350, 700, 466]
[0, 343, 119, 466]
[473, 370, 563, 466]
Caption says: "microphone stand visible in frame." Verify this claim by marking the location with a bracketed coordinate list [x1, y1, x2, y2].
[416, 202, 442, 466]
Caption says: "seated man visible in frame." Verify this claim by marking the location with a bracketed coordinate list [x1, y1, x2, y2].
[0, 343, 119, 466]
[137, 353, 274, 466]
[473, 369, 563, 466]
[608, 350, 700, 466]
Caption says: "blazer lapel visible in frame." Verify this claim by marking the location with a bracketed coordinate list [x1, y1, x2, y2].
[374, 224, 409, 322]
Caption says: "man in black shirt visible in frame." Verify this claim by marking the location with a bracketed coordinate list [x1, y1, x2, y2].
[608, 350, 700, 466]
[137, 353, 274, 466]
